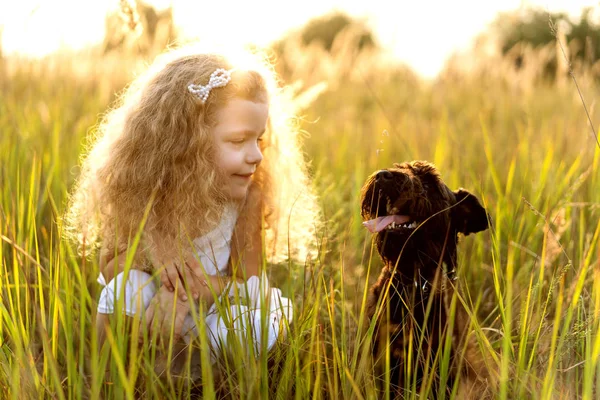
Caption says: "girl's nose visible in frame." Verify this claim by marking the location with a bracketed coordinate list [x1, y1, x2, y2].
[247, 142, 263, 165]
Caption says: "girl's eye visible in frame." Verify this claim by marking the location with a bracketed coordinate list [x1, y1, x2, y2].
[231, 138, 245, 144]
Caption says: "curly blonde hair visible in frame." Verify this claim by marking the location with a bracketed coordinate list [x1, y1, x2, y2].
[64, 44, 320, 265]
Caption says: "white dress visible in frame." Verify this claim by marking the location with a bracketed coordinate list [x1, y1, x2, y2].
[96, 205, 292, 358]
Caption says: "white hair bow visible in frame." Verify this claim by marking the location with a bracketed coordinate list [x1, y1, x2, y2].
[187, 68, 232, 104]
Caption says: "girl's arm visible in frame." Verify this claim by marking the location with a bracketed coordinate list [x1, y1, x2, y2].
[102, 235, 205, 302]
[99, 242, 222, 303]
[100, 197, 264, 303]
[98, 243, 152, 282]
[98, 246, 130, 283]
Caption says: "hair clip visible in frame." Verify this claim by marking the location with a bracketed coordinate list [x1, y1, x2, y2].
[187, 68, 232, 104]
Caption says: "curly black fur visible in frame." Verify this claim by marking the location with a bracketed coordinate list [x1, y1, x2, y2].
[360, 160, 493, 397]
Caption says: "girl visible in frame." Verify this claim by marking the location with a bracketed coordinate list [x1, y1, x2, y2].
[64, 44, 320, 360]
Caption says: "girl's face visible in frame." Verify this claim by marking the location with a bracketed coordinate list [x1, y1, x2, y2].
[212, 98, 269, 200]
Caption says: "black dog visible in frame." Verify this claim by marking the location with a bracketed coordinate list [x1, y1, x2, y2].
[360, 160, 493, 397]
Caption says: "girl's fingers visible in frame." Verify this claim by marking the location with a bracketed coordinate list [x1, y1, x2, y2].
[170, 307, 187, 343]
[160, 269, 174, 292]
[182, 268, 199, 300]
[168, 264, 181, 293]
[171, 262, 189, 301]
[160, 256, 205, 300]
[167, 264, 185, 300]
[165, 326, 180, 344]
[185, 258, 207, 300]
[159, 310, 179, 344]
[186, 257, 205, 281]
[142, 301, 156, 343]
[153, 306, 168, 347]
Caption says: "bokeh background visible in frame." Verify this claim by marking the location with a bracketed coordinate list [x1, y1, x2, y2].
[2, 1, 600, 399]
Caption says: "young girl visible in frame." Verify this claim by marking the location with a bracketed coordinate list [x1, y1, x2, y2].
[64, 44, 320, 360]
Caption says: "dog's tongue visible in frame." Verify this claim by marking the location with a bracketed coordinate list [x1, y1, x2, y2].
[363, 215, 411, 233]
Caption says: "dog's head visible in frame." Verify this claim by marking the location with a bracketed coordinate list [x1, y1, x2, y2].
[360, 160, 489, 268]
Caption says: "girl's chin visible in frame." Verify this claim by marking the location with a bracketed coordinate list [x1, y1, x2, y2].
[224, 186, 250, 202]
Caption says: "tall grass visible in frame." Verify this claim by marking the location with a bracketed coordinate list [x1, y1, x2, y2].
[1, 42, 599, 398]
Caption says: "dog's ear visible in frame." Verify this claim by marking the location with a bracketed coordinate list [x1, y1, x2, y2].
[452, 189, 490, 236]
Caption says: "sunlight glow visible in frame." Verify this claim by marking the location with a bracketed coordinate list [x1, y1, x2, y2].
[0, 0, 598, 77]
[0, 0, 109, 56]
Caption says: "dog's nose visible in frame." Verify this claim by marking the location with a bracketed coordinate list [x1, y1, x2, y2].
[375, 170, 394, 181]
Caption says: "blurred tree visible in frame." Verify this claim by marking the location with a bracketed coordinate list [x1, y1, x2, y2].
[299, 12, 376, 52]
[495, 9, 566, 55]
[567, 8, 600, 64]
[103, 0, 177, 56]
[493, 7, 600, 78]
[270, 12, 379, 83]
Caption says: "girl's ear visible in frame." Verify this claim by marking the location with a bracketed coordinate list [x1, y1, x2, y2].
[452, 189, 490, 236]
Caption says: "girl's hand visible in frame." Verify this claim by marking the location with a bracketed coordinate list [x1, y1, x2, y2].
[159, 253, 206, 302]
[196, 275, 227, 307]
[142, 285, 191, 344]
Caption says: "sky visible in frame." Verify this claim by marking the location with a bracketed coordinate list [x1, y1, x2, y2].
[0, 0, 598, 78]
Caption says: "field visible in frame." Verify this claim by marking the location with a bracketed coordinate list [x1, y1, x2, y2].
[1, 40, 600, 399]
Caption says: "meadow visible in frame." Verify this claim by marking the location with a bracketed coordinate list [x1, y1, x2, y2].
[1, 37, 600, 399]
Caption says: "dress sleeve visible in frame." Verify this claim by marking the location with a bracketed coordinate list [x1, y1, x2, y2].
[97, 270, 157, 316]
